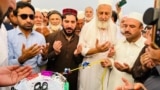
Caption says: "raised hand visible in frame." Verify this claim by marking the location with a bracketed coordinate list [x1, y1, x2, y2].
[100, 58, 112, 68]
[96, 39, 111, 53]
[140, 51, 155, 70]
[147, 46, 160, 65]
[74, 44, 82, 56]
[0, 65, 32, 86]
[53, 40, 62, 55]
[107, 46, 115, 58]
[41, 43, 49, 60]
[116, 77, 147, 90]
[114, 61, 130, 73]
[18, 44, 42, 64]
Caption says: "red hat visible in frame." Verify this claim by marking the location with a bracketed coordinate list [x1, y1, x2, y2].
[62, 8, 77, 16]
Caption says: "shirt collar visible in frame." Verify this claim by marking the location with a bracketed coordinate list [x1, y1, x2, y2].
[122, 36, 146, 47]
[16, 26, 35, 35]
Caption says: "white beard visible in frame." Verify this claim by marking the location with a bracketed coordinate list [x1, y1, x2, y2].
[49, 23, 61, 32]
[96, 18, 109, 30]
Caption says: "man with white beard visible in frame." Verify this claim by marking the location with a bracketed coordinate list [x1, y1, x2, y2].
[47, 10, 62, 33]
[78, 0, 117, 90]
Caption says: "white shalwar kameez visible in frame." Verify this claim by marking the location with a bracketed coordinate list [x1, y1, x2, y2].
[0, 24, 10, 90]
[108, 36, 146, 90]
[78, 17, 117, 90]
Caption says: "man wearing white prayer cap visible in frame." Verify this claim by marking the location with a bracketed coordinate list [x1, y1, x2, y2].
[75, 11, 85, 36]
[107, 12, 146, 90]
[98, 0, 113, 6]
[78, 0, 117, 90]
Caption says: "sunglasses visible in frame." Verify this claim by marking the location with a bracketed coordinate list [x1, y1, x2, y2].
[18, 14, 35, 20]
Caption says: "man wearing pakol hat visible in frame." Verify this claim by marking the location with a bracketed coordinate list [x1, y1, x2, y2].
[46, 8, 83, 90]
[78, 0, 117, 90]
[104, 12, 146, 90]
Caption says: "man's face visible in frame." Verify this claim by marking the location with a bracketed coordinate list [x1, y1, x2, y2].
[123, 18, 143, 42]
[49, 14, 62, 26]
[42, 12, 48, 25]
[17, 7, 34, 31]
[144, 29, 152, 46]
[62, 15, 77, 36]
[8, 11, 18, 26]
[34, 11, 44, 27]
[96, 4, 112, 22]
[75, 18, 85, 35]
[76, 19, 84, 30]
[0, 0, 16, 25]
[85, 7, 93, 21]
[96, 4, 112, 30]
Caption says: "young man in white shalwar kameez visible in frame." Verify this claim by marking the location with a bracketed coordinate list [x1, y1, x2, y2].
[78, 0, 117, 90]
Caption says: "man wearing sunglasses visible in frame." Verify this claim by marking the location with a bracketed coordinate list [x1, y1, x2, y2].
[7, 1, 49, 73]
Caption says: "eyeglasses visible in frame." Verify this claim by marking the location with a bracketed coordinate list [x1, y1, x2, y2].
[18, 14, 35, 20]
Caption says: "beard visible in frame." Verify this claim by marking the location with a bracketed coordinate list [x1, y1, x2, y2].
[63, 27, 75, 36]
[49, 23, 61, 31]
[96, 17, 109, 30]
[19, 23, 33, 31]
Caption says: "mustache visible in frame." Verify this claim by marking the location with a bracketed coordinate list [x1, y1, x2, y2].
[124, 31, 131, 34]
[66, 27, 74, 30]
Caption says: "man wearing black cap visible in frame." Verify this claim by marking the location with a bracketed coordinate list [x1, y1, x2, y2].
[46, 8, 83, 90]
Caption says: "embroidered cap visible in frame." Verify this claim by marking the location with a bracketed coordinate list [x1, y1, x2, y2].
[62, 8, 77, 16]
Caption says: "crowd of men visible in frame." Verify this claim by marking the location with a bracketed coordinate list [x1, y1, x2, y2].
[1, 0, 160, 90]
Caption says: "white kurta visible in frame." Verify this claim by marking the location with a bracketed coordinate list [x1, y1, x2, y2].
[0, 24, 10, 90]
[78, 17, 117, 90]
[108, 36, 146, 90]
[0, 24, 8, 66]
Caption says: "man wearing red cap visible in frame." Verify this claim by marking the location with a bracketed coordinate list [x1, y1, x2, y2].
[46, 8, 83, 90]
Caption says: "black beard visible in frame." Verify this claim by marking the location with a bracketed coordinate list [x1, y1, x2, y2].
[19, 25, 33, 31]
[63, 27, 75, 36]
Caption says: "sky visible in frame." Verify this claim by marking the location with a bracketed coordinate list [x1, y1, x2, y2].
[20, 0, 154, 15]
